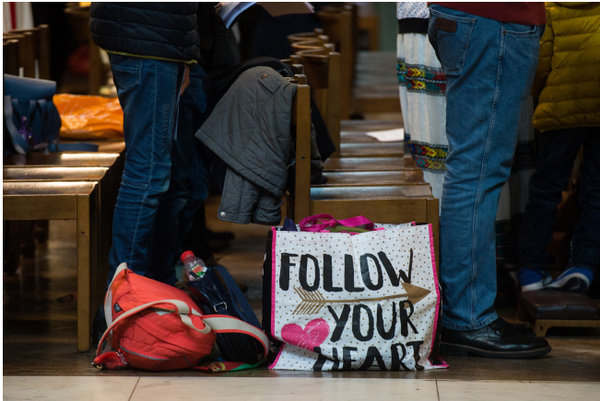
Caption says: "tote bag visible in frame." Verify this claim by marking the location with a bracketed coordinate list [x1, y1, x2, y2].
[263, 215, 446, 371]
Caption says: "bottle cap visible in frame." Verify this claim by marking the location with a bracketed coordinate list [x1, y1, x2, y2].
[180, 250, 195, 262]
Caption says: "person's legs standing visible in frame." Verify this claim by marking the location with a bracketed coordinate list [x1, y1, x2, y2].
[548, 127, 600, 292]
[148, 63, 209, 284]
[429, 5, 543, 331]
[107, 54, 183, 284]
[517, 128, 586, 290]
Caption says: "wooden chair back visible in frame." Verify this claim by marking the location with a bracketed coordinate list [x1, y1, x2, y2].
[3, 39, 20, 76]
[6, 25, 51, 79]
[286, 5, 356, 120]
[3, 31, 35, 78]
[295, 45, 342, 158]
[315, 5, 355, 120]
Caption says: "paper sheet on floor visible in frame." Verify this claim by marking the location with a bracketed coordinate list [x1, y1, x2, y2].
[366, 128, 405, 142]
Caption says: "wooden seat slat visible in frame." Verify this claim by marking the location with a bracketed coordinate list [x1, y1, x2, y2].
[315, 171, 424, 187]
[340, 142, 404, 158]
[323, 157, 418, 172]
[3, 166, 108, 181]
[4, 152, 120, 167]
[3, 181, 98, 196]
[311, 185, 433, 201]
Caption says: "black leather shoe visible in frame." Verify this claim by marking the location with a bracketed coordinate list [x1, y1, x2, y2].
[440, 318, 551, 358]
[496, 316, 536, 337]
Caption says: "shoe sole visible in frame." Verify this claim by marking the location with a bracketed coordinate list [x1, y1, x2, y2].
[439, 341, 552, 359]
[521, 275, 552, 292]
[546, 275, 589, 293]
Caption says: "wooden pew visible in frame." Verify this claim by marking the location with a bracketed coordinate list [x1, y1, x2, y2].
[3, 31, 35, 78]
[288, 74, 439, 262]
[3, 181, 99, 352]
[3, 148, 125, 351]
[288, 4, 401, 118]
[4, 166, 116, 307]
[289, 47, 405, 160]
[283, 52, 423, 192]
[3, 39, 20, 76]
[6, 25, 51, 79]
[356, 2, 379, 51]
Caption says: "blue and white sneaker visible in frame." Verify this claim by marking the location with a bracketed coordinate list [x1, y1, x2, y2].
[546, 267, 594, 293]
[517, 268, 552, 292]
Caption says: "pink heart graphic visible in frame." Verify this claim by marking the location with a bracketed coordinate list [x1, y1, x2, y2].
[281, 319, 330, 352]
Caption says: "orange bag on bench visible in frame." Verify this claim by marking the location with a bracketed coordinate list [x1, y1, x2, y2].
[54, 94, 123, 140]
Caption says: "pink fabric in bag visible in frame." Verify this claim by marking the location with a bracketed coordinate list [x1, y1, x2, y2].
[298, 213, 375, 232]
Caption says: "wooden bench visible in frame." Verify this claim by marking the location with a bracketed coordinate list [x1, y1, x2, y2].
[3, 166, 115, 304]
[5, 25, 50, 79]
[289, 75, 439, 262]
[3, 181, 99, 352]
[4, 25, 50, 79]
[288, 45, 406, 162]
[3, 145, 125, 351]
[517, 291, 600, 337]
[3, 39, 20, 76]
[288, 5, 401, 118]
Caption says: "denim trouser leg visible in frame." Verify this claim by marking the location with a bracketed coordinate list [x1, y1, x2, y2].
[107, 54, 183, 285]
[148, 64, 209, 283]
[428, 5, 542, 330]
[570, 128, 600, 275]
[518, 129, 587, 271]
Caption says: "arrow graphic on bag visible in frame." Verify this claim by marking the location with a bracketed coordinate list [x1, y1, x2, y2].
[292, 282, 431, 316]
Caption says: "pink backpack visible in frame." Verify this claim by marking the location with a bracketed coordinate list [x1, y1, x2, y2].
[93, 263, 269, 372]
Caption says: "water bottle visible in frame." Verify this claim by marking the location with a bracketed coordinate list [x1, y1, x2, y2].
[180, 250, 207, 281]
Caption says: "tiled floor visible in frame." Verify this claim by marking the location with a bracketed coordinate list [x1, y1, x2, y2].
[3, 195, 600, 400]
[4, 377, 600, 400]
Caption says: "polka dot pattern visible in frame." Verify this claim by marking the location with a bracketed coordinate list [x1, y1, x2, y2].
[397, 2, 429, 20]
[269, 224, 440, 371]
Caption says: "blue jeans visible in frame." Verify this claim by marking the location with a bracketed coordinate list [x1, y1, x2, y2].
[519, 127, 600, 275]
[107, 55, 207, 286]
[428, 5, 543, 330]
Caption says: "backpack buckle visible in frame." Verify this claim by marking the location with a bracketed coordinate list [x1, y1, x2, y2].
[213, 302, 227, 313]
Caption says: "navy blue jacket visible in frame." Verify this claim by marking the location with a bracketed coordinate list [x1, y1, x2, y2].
[89, 3, 204, 63]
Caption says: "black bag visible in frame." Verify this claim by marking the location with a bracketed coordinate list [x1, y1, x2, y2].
[3, 74, 98, 155]
[187, 266, 266, 365]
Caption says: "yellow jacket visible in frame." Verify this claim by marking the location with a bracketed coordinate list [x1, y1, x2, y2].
[531, 2, 600, 132]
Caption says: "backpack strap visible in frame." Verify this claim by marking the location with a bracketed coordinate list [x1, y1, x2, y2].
[201, 314, 269, 356]
[198, 314, 270, 371]
[212, 266, 261, 329]
[97, 297, 212, 356]
[4, 95, 28, 154]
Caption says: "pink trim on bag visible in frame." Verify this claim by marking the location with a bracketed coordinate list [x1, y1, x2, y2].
[427, 223, 443, 365]
[269, 226, 283, 369]
[271, 227, 278, 344]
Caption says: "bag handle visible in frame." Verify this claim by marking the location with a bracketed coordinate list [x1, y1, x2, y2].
[4, 95, 28, 154]
[298, 213, 375, 232]
[97, 297, 212, 356]
[201, 315, 270, 361]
